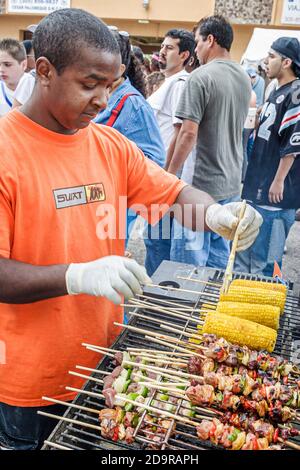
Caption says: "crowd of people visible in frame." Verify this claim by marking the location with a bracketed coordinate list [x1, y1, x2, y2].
[0, 7, 298, 450]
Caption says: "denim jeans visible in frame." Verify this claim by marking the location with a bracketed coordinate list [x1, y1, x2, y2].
[144, 214, 173, 276]
[170, 196, 240, 269]
[234, 205, 296, 277]
[126, 209, 138, 247]
[0, 402, 66, 450]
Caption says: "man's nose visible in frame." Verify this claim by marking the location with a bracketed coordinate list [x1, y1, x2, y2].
[92, 91, 108, 110]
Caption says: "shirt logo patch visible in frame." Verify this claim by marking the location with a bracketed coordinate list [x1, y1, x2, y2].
[290, 132, 300, 146]
[53, 183, 106, 209]
[276, 95, 285, 104]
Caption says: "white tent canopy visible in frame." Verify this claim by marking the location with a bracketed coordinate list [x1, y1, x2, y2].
[242, 27, 300, 63]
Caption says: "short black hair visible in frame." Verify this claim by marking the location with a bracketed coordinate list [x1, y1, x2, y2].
[0, 38, 26, 62]
[111, 31, 147, 97]
[165, 29, 196, 66]
[33, 8, 120, 74]
[132, 46, 144, 65]
[197, 15, 233, 52]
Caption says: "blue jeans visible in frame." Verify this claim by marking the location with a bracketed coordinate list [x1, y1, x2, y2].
[126, 209, 138, 247]
[0, 402, 66, 450]
[144, 214, 173, 276]
[234, 205, 296, 277]
[170, 196, 240, 269]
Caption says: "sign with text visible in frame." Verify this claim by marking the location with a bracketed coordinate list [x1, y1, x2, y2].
[282, 0, 300, 24]
[7, 0, 70, 14]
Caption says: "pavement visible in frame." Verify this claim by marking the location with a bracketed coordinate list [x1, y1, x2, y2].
[128, 218, 300, 288]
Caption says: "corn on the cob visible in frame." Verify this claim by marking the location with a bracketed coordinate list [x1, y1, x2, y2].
[216, 301, 280, 330]
[202, 311, 277, 352]
[220, 285, 286, 314]
[231, 279, 287, 295]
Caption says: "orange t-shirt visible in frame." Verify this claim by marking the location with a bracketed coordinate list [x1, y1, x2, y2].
[0, 110, 186, 406]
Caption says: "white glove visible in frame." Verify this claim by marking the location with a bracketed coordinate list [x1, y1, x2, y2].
[65, 256, 152, 305]
[205, 202, 263, 251]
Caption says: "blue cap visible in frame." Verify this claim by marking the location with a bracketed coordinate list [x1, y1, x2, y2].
[271, 37, 300, 68]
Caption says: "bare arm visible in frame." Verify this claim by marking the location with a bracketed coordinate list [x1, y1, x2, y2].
[0, 258, 68, 304]
[269, 154, 296, 204]
[167, 119, 198, 174]
[165, 123, 181, 170]
[172, 185, 215, 231]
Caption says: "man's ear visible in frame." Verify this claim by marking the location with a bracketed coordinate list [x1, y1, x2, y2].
[119, 63, 126, 76]
[21, 59, 27, 72]
[207, 34, 215, 48]
[180, 50, 190, 65]
[35, 57, 55, 87]
[283, 57, 293, 71]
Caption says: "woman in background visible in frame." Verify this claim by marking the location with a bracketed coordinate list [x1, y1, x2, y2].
[95, 28, 165, 241]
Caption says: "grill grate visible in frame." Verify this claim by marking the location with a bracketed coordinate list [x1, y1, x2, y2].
[43, 262, 300, 450]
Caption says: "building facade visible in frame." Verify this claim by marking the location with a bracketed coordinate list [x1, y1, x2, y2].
[0, 0, 299, 61]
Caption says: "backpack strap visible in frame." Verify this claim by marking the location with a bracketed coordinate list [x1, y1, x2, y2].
[106, 92, 138, 127]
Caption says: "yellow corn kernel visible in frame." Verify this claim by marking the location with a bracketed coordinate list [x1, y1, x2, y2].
[231, 279, 287, 296]
[216, 301, 280, 330]
[220, 285, 286, 314]
[202, 311, 277, 352]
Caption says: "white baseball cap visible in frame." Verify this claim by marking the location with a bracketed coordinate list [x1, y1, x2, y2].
[26, 24, 38, 33]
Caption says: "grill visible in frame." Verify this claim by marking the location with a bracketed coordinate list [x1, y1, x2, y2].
[43, 261, 300, 450]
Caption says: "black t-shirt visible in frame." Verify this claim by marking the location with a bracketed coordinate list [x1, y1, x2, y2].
[242, 79, 300, 209]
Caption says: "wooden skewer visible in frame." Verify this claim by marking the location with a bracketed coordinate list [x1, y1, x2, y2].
[127, 347, 194, 358]
[159, 323, 202, 342]
[38, 411, 102, 431]
[122, 359, 203, 382]
[42, 396, 100, 415]
[85, 345, 116, 356]
[82, 342, 189, 366]
[128, 297, 200, 320]
[278, 437, 300, 451]
[123, 302, 198, 324]
[75, 366, 111, 376]
[75, 368, 165, 384]
[144, 335, 205, 358]
[137, 293, 200, 311]
[126, 347, 195, 357]
[66, 386, 104, 399]
[115, 394, 201, 426]
[44, 441, 72, 450]
[144, 381, 189, 387]
[82, 342, 116, 354]
[124, 309, 186, 329]
[177, 276, 221, 288]
[128, 298, 213, 318]
[144, 283, 219, 300]
[221, 199, 247, 294]
[129, 297, 194, 313]
[133, 356, 187, 367]
[141, 382, 188, 394]
[114, 322, 205, 352]
[69, 370, 104, 385]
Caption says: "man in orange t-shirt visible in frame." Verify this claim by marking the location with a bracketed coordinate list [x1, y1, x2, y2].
[0, 9, 262, 449]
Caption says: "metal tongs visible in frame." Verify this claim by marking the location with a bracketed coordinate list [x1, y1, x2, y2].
[221, 199, 247, 294]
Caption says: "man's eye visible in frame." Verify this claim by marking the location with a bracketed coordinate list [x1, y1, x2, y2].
[83, 83, 96, 89]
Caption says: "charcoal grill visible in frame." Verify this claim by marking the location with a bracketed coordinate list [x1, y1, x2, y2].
[43, 261, 300, 450]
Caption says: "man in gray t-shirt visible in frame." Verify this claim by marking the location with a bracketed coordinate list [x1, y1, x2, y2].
[167, 15, 251, 269]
